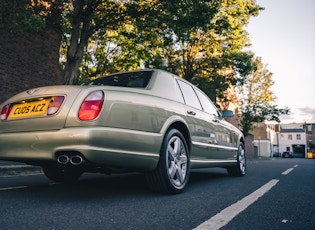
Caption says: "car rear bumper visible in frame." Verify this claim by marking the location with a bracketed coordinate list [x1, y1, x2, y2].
[0, 127, 162, 171]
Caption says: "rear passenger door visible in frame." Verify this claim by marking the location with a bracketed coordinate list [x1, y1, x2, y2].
[194, 88, 236, 159]
[176, 80, 218, 160]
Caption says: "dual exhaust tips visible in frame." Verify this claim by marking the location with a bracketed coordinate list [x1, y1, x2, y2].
[57, 155, 84, 165]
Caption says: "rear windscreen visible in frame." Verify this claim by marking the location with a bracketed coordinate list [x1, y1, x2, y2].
[89, 70, 153, 88]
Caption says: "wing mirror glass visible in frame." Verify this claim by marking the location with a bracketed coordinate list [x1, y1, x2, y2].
[222, 110, 234, 118]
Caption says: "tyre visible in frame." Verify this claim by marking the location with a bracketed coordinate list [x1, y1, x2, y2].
[145, 129, 190, 194]
[42, 166, 83, 183]
[227, 143, 246, 176]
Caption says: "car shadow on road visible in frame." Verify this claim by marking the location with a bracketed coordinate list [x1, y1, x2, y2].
[4, 168, 231, 201]
[189, 168, 229, 182]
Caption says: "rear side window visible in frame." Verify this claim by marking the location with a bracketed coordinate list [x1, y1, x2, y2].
[195, 89, 219, 117]
[177, 80, 202, 110]
[90, 70, 153, 88]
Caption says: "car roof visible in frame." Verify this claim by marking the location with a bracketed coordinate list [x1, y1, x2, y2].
[98, 69, 186, 103]
[88, 68, 195, 103]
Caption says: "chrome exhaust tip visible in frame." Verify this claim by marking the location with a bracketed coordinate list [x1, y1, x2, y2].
[70, 155, 84, 165]
[57, 155, 70, 164]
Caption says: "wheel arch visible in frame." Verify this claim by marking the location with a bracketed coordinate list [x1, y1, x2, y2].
[146, 120, 192, 194]
[165, 121, 191, 154]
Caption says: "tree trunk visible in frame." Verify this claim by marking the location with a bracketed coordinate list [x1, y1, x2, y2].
[63, 0, 93, 85]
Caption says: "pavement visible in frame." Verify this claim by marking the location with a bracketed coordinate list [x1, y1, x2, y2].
[0, 160, 42, 177]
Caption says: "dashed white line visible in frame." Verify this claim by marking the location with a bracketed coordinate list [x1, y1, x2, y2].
[193, 179, 279, 230]
[282, 168, 294, 175]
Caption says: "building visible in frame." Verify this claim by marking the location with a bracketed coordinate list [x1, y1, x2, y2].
[279, 128, 307, 158]
[251, 122, 278, 158]
[250, 122, 308, 158]
[303, 123, 315, 158]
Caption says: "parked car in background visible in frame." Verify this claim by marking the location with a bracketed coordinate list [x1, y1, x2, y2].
[0, 69, 245, 194]
[273, 152, 281, 157]
[282, 151, 294, 158]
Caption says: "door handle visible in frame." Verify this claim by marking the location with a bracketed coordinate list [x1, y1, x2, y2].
[187, 110, 196, 116]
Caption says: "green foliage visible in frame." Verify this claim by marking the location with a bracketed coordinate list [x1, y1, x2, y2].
[237, 57, 290, 136]
[2, 0, 264, 106]
[68, 0, 224, 83]
[80, 0, 259, 100]
[0, 0, 64, 33]
[2, 0, 290, 137]
[61, 0, 131, 84]
[58, 0, 264, 93]
[0, 0, 45, 33]
[126, 0, 261, 102]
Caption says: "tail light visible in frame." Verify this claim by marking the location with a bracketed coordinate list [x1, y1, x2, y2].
[47, 96, 65, 115]
[0, 104, 13, 120]
[78, 90, 104, 121]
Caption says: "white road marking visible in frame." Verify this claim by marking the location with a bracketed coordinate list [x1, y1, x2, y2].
[293, 164, 299, 168]
[193, 179, 279, 230]
[282, 168, 294, 175]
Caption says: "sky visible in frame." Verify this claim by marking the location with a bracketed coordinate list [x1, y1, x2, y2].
[245, 0, 315, 124]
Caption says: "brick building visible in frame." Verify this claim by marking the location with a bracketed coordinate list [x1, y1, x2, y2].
[0, 29, 63, 104]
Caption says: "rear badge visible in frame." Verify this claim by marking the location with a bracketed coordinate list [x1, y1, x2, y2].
[26, 89, 38, 95]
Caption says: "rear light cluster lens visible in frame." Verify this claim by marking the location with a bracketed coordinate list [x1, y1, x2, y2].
[78, 90, 104, 121]
[47, 96, 65, 115]
[0, 104, 13, 120]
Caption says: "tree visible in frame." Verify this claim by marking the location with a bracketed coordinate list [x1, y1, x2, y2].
[130, 0, 261, 102]
[0, 0, 63, 33]
[61, 0, 129, 85]
[74, 0, 262, 103]
[237, 56, 289, 136]
[61, 0, 227, 84]
[1, 0, 263, 106]
[69, 0, 224, 84]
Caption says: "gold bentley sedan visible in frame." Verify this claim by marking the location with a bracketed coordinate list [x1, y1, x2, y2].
[0, 69, 245, 194]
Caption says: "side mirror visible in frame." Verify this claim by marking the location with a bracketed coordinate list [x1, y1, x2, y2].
[222, 110, 234, 118]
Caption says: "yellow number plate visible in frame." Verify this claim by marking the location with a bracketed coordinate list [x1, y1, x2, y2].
[9, 99, 51, 119]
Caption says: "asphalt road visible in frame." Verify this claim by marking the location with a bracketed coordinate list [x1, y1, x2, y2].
[0, 158, 314, 230]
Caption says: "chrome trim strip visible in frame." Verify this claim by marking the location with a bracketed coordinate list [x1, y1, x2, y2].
[191, 159, 236, 164]
[192, 141, 238, 151]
